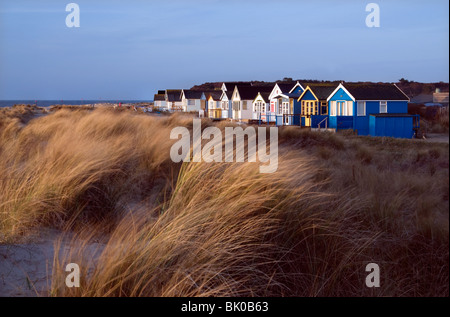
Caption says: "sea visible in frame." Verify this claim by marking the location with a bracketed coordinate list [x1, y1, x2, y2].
[0, 100, 153, 108]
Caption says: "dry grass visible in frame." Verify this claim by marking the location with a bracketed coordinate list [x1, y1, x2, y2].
[420, 108, 450, 135]
[434, 108, 450, 133]
[0, 108, 448, 296]
[0, 108, 182, 241]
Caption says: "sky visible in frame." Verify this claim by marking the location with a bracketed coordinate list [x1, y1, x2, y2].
[0, 0, 448, 100]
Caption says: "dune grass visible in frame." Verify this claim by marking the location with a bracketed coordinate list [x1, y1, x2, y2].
[0, 108, 184, 241]
[0, 108, 448, 296]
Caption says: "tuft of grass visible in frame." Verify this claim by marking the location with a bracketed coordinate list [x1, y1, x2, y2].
[52, 156, 376, 297]
[355, 146, 373, 164]
[279, 127, 345, 150]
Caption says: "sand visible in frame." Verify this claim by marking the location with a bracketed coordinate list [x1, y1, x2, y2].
[0, 229, 104, 297]
[0, 229, 60, 296]
[425, 133, 450, 144]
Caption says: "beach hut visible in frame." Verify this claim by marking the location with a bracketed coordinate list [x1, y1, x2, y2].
[165, 89, 183, 111]
[206, 91, 223, 119]
[268, 82, 304, 123]
[181, 90, 206, 113]
[220, 90, 233, 119]
[297, 84, 337, 127]
[326, 83, 413, 137]
[153, 91, 167, 110]
[232, 86, 273, 121]
[252, 92, 271, 122]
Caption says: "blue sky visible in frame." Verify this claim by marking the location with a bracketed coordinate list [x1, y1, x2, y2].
[0, 0, 448, 99]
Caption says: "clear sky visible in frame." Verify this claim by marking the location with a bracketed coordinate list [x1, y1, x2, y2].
[0, 0, 448, 99]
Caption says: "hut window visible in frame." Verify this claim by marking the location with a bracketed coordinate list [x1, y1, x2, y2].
[330, 101, 336, 116]
[283, 102, 289, 114]
[337, 101, 344, 115]
[380, 101, 387, 113]
[357, 101, 366, 116]
[346, 101, 353, 116]
[254, 101, 265, 113]
[321, 102, 328, 115]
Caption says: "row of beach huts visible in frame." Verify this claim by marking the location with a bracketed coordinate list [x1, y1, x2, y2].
[154, 81, 420, 138]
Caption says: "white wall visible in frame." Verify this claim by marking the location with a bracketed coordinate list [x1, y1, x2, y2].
[186, 99, 201, 112]
[154, 100, 167, 109]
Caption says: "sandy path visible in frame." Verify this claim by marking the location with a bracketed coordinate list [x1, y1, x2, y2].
[0, 230, 61, 296]
[0, 229, 104, 297]
[425, 133, 450, 144]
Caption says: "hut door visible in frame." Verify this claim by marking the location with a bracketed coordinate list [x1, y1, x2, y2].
[305, 116, 311, 127]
